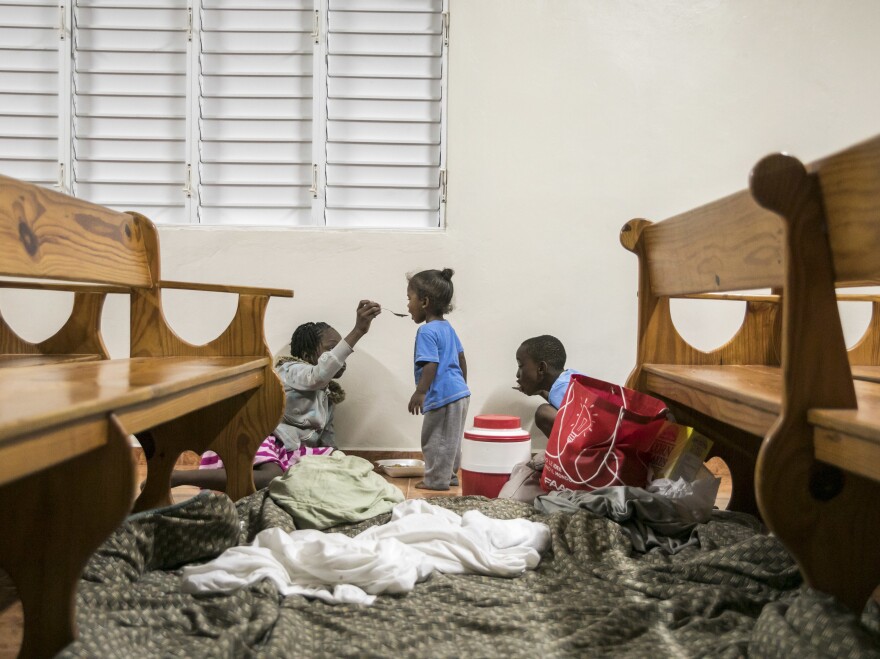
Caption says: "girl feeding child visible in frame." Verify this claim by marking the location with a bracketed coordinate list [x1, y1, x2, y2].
[171, 300, 382, 490]
[406, 268, 471, 490]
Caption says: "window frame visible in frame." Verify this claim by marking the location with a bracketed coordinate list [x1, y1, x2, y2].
[1, 0, 448, 229]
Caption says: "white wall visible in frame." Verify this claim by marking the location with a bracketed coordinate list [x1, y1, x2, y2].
[5, 0, 880, 451]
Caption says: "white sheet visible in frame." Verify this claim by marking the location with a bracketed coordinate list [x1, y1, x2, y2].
[181, 499, 550, 605]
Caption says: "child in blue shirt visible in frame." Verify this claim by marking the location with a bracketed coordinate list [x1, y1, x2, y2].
[515, 335, 582, 439]
[406, 268, 470, 490]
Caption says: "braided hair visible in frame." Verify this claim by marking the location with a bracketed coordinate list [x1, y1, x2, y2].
[290, 321, 331, 364]
[407, 268, 455, 315]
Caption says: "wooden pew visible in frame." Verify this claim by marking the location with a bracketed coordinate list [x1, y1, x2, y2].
[0, 174, 291, 657]
[756, 137, 880, 613]
[621, 135, 880, 612]
[620, 188, 784, 515]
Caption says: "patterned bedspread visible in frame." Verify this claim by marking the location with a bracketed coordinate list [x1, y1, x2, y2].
[61, 491, 880, 658]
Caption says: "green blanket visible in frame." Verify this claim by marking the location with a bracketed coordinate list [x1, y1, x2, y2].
[268, 452, 404, 529]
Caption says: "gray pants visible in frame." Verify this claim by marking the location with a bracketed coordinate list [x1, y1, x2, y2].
[421, 396, 470, 489]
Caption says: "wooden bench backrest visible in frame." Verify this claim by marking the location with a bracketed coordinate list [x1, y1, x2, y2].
[0, 175, 157, 288]
[624, 135, 880, 298]
[625, 189, 784, 297]
[811, 136, 880, 288]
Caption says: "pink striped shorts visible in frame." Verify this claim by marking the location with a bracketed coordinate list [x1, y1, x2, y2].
[199, 437, 333, 473]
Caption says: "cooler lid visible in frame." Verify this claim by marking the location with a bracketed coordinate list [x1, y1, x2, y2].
[473, 414, 522, 430]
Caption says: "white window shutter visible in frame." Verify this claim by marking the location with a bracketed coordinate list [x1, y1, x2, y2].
[196, 0, 316, 226]
[1, 1, 449, 230]
[71, 0, 189, 223]
[324, 0, 446, 228]
[0, 0, 61, 188]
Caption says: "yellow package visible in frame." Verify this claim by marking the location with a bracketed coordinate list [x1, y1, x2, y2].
[647, 423, 713, 482]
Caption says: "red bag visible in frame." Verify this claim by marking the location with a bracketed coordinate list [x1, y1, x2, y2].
[541, 375, 670, 492]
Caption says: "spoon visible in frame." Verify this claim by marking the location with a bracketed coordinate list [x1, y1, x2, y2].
[382, 307, 408, 318]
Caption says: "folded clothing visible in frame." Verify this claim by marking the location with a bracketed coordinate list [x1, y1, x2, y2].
[268, 451, 404, 530]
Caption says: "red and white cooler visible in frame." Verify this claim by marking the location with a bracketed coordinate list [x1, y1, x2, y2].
[461, 415, 532, 498]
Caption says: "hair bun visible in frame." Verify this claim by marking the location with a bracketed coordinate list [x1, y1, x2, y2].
[440, 268, 454, 280]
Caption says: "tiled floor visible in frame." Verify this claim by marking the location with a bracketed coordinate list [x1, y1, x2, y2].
[161, 455, 463, 505]
[138, 447, 733, 506]
[165, 470, 462, 505]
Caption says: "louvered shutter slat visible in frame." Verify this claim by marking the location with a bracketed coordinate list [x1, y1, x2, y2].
[0, 1, 59, 187]
[197, 0, 315, 226]
[72, 0, 189, 223]
[325, 0, 445, 228]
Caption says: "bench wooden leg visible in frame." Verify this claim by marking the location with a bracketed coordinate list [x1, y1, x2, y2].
[134, 384, 280, 511]
[133, 428, 177, 511]
[0, 416, 133, 658]
[133, 397, 250, 512]
[759, 417, 880, 612]
[210, 382, 283, 501]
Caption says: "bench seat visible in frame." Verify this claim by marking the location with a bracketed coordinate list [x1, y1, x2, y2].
[643, 364, 781, 436]
[644, 362, 880, 485]
[0, 354, 102, 367]
[849, 365, 880, 383]
[0, 356, 270, 488]
[811, 406, 880, 483]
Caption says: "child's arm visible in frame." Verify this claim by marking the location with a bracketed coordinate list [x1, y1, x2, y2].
[459, 351, 467, 382]
[169, 467, 226, 491]
[253, 462, 284, 489]
[285, 345, 351, 390]
[409, 361, 438, 415]
[285, 301, 381, 390]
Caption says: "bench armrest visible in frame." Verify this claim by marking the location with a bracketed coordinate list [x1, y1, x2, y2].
[0, 280, 131, 294]
[0, 279, 295, 298]
[676, 293, 781, 303]
[679, 293, 880, 303]
[158, 280, 293, 298]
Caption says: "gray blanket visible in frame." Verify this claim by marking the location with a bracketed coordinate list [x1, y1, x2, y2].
[534, 486, 710, 554]
[60, 491, 880, 658]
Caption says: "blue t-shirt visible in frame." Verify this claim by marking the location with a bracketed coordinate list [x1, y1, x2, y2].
[413, 320, 470, 412]
[548, 369, 583, 409]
